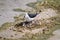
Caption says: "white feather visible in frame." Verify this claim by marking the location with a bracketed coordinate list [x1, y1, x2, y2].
[24, 13, 34, 21]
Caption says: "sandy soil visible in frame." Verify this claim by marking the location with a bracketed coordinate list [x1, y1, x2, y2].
[48, 29, 60, 40]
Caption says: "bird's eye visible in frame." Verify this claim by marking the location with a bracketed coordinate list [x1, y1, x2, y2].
[39, 10, 42, 12]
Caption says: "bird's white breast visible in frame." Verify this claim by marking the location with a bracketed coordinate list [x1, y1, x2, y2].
[24, 13, 34, 21]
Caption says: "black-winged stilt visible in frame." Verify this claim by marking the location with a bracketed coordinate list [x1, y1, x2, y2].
[15, 13, 39, 27]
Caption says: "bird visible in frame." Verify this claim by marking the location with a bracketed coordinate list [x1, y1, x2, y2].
[24, 13, 38, 22]
[15, 13, 39, 27]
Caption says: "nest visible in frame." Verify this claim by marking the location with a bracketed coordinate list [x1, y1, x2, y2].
[14, 19, 55, 31]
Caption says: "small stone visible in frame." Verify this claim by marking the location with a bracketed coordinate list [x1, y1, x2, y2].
[3, 38, 6, 40]
[15, 34, 17, 35]
[0, 15, 1, 16]
[17, 29, 23, 32]
[11, 35, 13, 37]
[0, 37, 2, 39]
[13, 29, 16, 31]
[10, 29, 11, 30]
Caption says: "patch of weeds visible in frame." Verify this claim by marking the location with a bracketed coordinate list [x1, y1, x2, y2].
[19, 32, 52, 40]
[0, 22, 12, 32]
[13, 8, 31, 12]
[13, 8, 26, 12]
[14, 14, 25, 22]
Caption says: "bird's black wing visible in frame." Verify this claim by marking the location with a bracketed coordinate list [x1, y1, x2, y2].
[28, 13, 38, 18]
